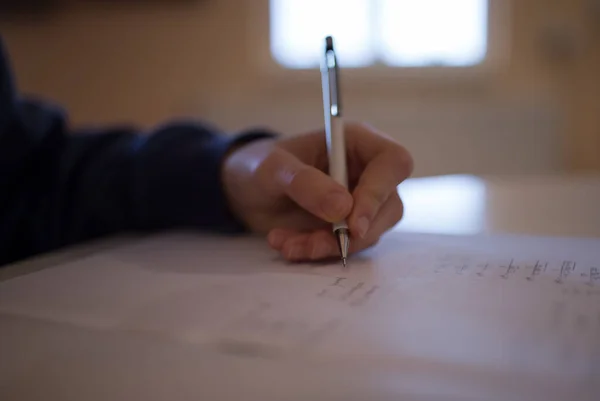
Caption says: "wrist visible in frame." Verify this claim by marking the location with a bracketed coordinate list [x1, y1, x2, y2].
[221, 131, 278, 231]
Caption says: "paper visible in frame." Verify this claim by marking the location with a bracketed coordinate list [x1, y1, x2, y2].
[1, 231, 599, 400]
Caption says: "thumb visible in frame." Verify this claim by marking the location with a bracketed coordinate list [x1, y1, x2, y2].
[261, 148, 353, 223]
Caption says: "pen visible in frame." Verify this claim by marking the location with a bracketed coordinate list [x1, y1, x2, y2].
[320, 36, 350, 268]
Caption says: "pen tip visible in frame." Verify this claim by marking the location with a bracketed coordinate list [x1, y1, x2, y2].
[335, 228, 350, 268]
[325, 36, 334, 51]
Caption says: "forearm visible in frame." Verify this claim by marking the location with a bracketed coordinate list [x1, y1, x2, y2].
[1, 107, 274, 265]
[59, 122, 277, 237]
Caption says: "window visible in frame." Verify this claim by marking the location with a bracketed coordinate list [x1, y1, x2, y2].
[269, 0, 488, 69]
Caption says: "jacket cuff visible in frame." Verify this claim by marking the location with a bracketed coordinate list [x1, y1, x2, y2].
[132, 123, 277, 234]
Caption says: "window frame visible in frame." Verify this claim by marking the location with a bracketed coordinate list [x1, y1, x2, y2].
[245, 0, 510, 85]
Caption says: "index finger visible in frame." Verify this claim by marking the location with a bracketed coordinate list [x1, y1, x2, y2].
[256, 147, 354, 223]
[346, 122, 413, 170]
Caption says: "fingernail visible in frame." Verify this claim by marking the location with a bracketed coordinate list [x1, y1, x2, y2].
[311, 242, 331, 259]
[357, 217, 370, 238]
[322, 192, 351, 221]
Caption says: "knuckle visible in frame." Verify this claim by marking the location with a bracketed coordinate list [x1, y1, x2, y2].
[253, 152, 281, 192]
[256, 150, 283, 177]
[287, 165, 313, 191]
[354, 121, 372, 132]
[360, 187, 389, 211]
[402, 148, 415, 176]
[346, 120, 365, 131]
[347, 120, 377, 136]
[387, 144, 414, 179]
[373, 189, 390, 206]
[255, 150, 311, 197]
[390, 195, 405, 223]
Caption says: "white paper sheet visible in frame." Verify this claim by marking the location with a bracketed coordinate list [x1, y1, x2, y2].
[1, 231, 599, 400]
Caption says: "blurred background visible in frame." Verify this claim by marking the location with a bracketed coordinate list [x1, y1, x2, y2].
[1, 0, 600, 237]
[0, 0, 600, 236]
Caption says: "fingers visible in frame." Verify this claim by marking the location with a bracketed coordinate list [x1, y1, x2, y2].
[268, 192, 404, 262]
[345, 122, 412, 170]
[268, 229, 334, 261]
[257, 148, 353, 223]
[345, 123, 413, 238]
[357, 191, 404, 245]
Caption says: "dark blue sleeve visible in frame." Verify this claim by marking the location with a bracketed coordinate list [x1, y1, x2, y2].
[0, 39, 275, 266]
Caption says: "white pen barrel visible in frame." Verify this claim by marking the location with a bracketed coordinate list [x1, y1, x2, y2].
[327, 116, 349, 232]
[328, 116, 348, 188]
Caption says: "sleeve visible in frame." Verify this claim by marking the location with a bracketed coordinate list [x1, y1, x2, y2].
[1, 98, 276, 266]
[0, 36, 279, 266]
[61, 117, 276, 236]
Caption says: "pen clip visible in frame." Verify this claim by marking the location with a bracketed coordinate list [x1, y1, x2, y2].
[323, 36, 342, 117]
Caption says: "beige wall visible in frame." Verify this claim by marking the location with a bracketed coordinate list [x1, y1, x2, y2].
[1, 0, 598, 174]
[545, 0, 600, 172]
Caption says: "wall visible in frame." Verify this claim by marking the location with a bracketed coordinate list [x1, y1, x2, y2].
[543, 0, 600, 172]
[1, 0, 597, 176]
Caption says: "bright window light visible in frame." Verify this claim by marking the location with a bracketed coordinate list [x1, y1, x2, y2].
[394, 175, 487, 235]
[269, 0, 374, 68]
[379, 0, 488, 66]
[269, 0, 488, 68]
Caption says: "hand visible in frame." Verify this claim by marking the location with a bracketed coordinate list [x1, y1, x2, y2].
[222, 122, 413, 262]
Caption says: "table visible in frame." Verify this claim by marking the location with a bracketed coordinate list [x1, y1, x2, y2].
[395, 174, 600, 238]
[2, 174, 600, 400]
[3, 173, 599, 282]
